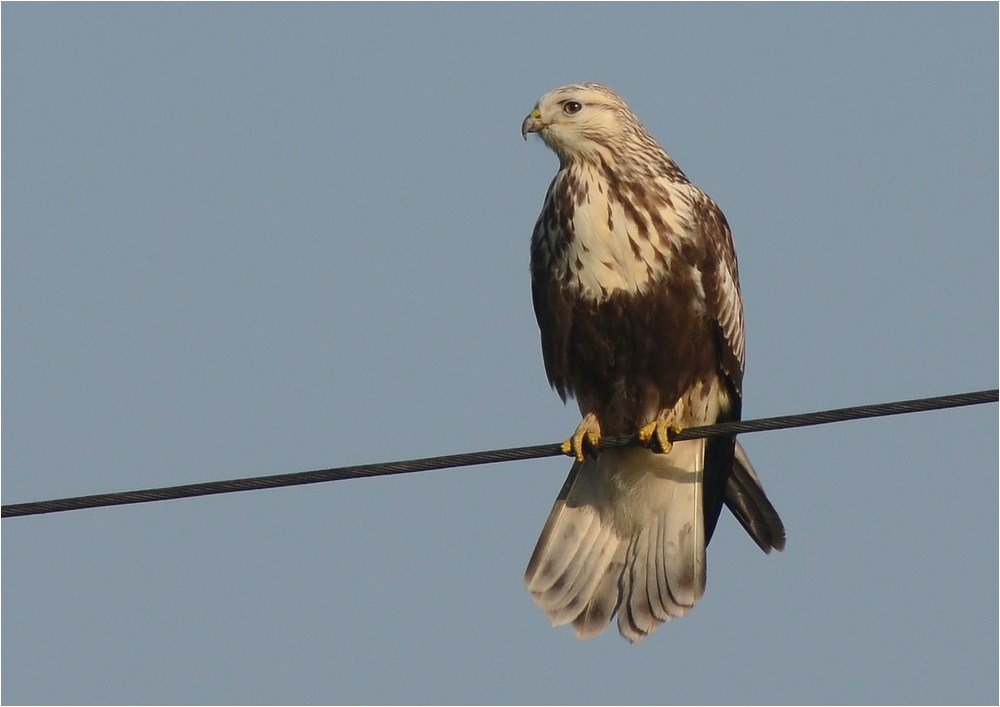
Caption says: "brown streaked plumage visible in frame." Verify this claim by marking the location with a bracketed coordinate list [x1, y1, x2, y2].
[522, 83, 784, 642]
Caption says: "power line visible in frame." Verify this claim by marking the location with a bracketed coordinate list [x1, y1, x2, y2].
[2, 389, 995, 520]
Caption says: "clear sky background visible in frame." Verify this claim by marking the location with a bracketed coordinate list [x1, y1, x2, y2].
[3, 4, 997, 705]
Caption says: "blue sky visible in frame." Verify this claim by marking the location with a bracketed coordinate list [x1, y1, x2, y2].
[3, 4, 997, 704]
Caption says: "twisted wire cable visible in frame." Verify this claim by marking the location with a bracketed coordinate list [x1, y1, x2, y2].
[3, 389, 995, 519]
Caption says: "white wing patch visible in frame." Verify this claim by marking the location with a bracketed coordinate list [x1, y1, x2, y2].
[711, 253, 745, 369]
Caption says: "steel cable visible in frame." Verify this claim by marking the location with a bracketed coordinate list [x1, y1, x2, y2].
[3, 388, 995, 519]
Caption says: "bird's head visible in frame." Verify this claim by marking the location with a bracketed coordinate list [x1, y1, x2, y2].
[521, 83, 640, 165]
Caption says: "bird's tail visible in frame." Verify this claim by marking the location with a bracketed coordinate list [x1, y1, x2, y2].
[524, 442, 707, 642]
[525, 440, 784, 641]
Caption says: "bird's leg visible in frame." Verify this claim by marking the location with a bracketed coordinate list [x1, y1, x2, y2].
[638, 418, 682, 455]
[560, 412, 601, 462]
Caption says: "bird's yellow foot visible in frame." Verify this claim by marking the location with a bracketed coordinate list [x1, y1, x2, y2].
[560, 413, 601, 462]
[638, 420, 682, 454]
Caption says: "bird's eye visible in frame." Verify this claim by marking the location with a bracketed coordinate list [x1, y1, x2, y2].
[562, 101, 583, 115]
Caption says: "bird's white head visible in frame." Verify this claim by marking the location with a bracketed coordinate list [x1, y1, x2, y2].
[522, 83, 642, 165]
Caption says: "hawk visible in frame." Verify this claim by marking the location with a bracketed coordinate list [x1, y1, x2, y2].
[521, 83, 785, 642]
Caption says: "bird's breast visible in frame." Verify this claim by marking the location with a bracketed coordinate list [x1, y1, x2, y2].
[541, 165, 695, 302]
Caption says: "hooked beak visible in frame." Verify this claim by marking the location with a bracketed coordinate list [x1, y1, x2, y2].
[521, 107, 546, 140]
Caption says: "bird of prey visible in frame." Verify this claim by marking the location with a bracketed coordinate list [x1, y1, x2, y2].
[521, 83, 785, 642]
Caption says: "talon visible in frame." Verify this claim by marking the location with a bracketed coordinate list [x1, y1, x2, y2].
[638, 420, 681, 454]
[562, 413, 601, 462]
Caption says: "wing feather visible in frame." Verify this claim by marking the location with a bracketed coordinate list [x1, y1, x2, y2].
[692, 193, 745, 393]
